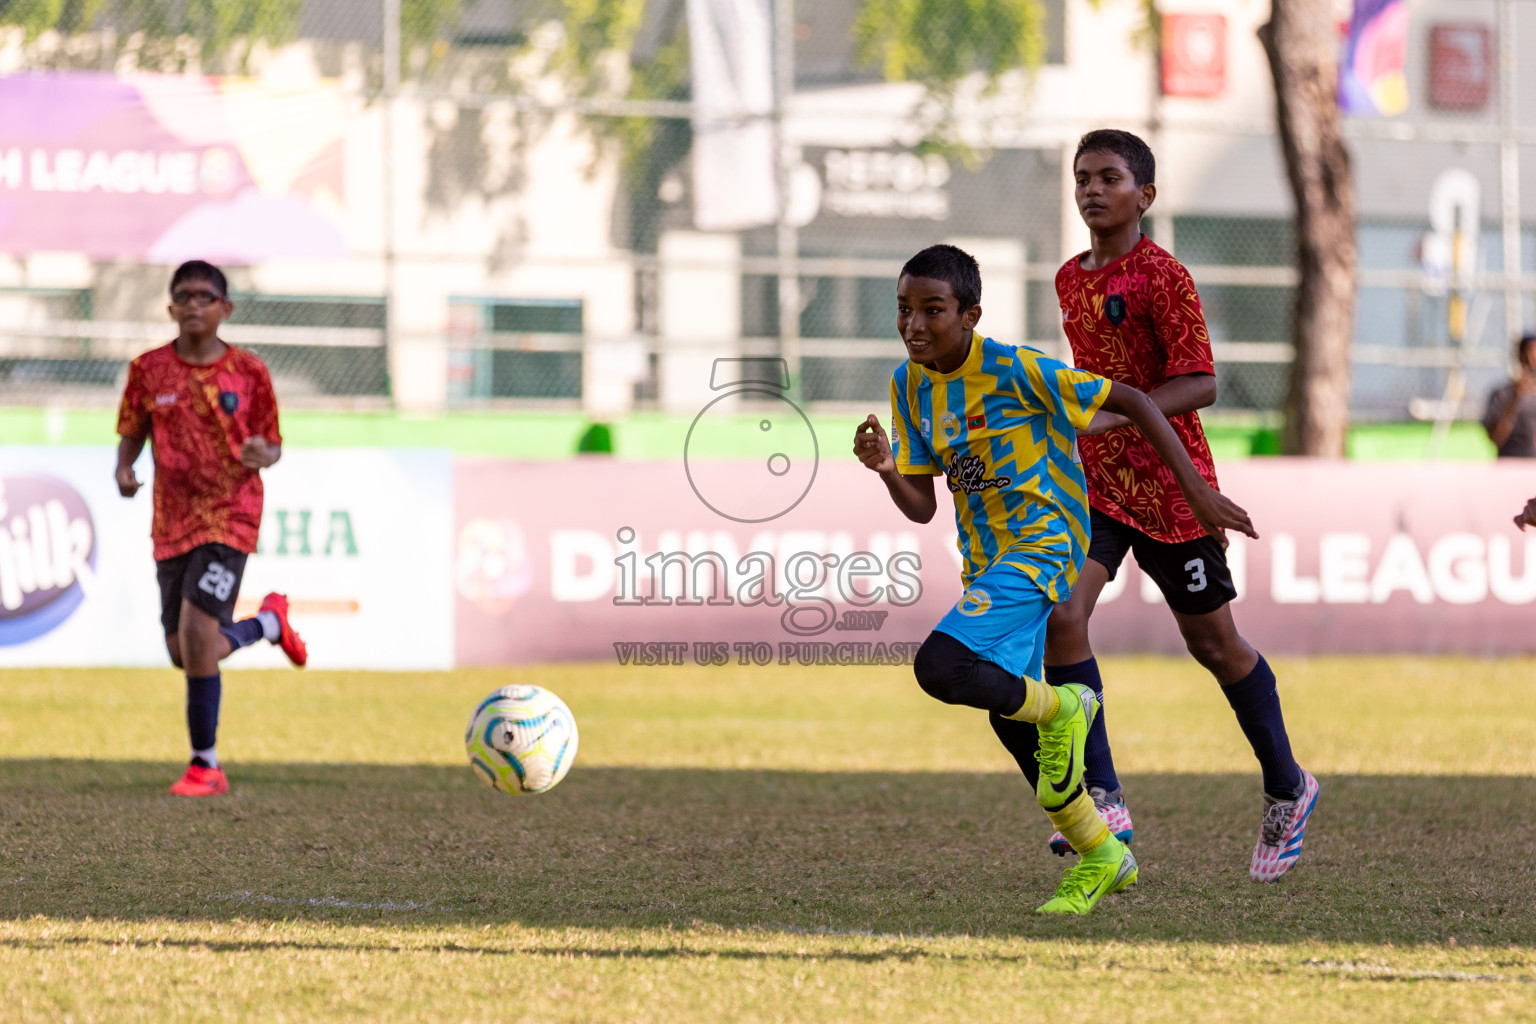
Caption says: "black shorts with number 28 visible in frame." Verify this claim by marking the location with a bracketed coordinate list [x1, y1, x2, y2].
[1085, 508, 1237, 616]
[156, 542, 248, 636]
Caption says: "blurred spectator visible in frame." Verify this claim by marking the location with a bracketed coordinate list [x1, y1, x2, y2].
[1483, 335, 1536, 458]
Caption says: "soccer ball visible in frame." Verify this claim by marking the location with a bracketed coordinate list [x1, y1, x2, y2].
[464, 685, 579, 795]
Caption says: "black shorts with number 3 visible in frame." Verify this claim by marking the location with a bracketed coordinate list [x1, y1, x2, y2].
[156, 542, 249, 636]
[1085, 508, 1237, 616]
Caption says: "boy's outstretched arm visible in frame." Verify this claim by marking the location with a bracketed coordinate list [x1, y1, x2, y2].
[1091, 382, 1257, 541]
[116, 435, 146, 497]
[1080, 372, 1216, 435]
[854, 414, 937, 524]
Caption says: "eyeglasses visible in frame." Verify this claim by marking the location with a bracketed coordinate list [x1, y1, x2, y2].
[171, 289, 224, 307]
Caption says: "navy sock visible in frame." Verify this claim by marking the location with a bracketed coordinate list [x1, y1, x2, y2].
[1220, 654, 1303, 800]
[1047, 657, 1121, 794]
[988, 713, 1040, 789]
[220, 617, 265, 651]
[186, 673, 221, 753]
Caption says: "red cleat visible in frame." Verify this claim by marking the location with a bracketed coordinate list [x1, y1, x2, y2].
[170, 763, 229, 797]
[259, 592, 308, 667]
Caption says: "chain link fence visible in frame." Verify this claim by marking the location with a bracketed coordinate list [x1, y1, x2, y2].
[0, 0, 1530, 428]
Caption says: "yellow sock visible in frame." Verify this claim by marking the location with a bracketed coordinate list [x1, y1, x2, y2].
[1002, 676, 1059, 724]
[1044, 789, 1110, 855]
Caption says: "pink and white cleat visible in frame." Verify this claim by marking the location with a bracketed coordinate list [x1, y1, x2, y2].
[1250, 768, 1320, 882]
[1049, 786, 1134, 857]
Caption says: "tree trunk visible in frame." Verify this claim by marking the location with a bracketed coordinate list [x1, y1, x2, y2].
[1260, 1, 1358, 457]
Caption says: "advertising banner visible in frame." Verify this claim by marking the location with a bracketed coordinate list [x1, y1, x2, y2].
[0, 447, 160, 665]
[453, 459, 1536, 664]
[0, 73, 346, 261]
[455, 457, 963, 667]
[0, 448, 452, 670]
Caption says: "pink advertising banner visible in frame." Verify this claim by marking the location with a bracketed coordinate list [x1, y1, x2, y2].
[0, 73, 345, 261]
[454, 459, 1536, 665]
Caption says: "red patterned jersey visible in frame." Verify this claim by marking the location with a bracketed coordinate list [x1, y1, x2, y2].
[116, 342, 281, 560]
[1056, 235, 1219, 543]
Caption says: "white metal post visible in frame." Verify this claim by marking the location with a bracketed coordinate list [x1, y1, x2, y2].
[1499, 0, 1522, 353]
[774, 0, 801, 400]
[383, 0, 401, 404]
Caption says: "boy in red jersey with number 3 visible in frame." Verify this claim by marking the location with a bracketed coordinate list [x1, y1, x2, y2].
[116, 260, 308, 798]
[1039, 131, 1318, 882]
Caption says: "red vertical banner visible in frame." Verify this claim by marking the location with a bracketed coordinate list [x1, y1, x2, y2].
[1161, 14, 1226, 98]
[1429, 23, 1493, 112]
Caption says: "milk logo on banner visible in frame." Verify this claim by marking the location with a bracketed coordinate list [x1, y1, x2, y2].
[0, 476, 97, 644]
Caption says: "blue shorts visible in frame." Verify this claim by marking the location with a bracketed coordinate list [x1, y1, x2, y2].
[934, 562, 1055, 682]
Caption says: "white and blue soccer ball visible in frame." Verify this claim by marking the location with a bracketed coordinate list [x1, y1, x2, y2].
[465, 685, 579, 795]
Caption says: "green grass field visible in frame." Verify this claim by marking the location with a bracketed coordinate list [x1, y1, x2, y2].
[3, 658, 1534, 1022]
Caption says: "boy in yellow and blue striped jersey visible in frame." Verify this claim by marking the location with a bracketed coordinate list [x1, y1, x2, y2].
[853, 244, 1257, 915]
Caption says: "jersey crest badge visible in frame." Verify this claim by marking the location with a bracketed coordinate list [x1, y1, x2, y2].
[939, 411, 960, 441]
[219, 390, 239, 413]
[1105, 293, 1127, 326]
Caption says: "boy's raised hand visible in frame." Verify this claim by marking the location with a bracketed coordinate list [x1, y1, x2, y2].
[854, 414, 895, 473]
[1186, 481, 1258, 545]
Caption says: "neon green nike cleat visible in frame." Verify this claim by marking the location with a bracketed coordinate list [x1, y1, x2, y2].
[1035, 683, 1098, 810]
[1036, 838, 1138, 915]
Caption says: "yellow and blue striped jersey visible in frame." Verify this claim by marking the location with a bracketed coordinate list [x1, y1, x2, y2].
[889, 332, 1112, 601]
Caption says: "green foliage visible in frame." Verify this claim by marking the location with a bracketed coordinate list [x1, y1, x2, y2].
[0, 0, 300, 67]
[575, 421, 615, 453]
[400, 0, 463, 72]
[584, 0, 690, 249]
[114, 0, 301, 58]
[606, 17, 689, 165]
[556, 0, 647, 94]
[0, 0, 108, 38]
[852, 0, 1046, 94]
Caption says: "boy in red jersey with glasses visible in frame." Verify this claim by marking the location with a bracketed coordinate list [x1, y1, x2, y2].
[1015, 130, 1318, 882]
[116, 260, 308, 797]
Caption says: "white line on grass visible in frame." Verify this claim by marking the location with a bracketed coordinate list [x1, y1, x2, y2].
[1306, 960, 1536, 985]
[761, 924, 913, 940]
[216, 891, 453, 913]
